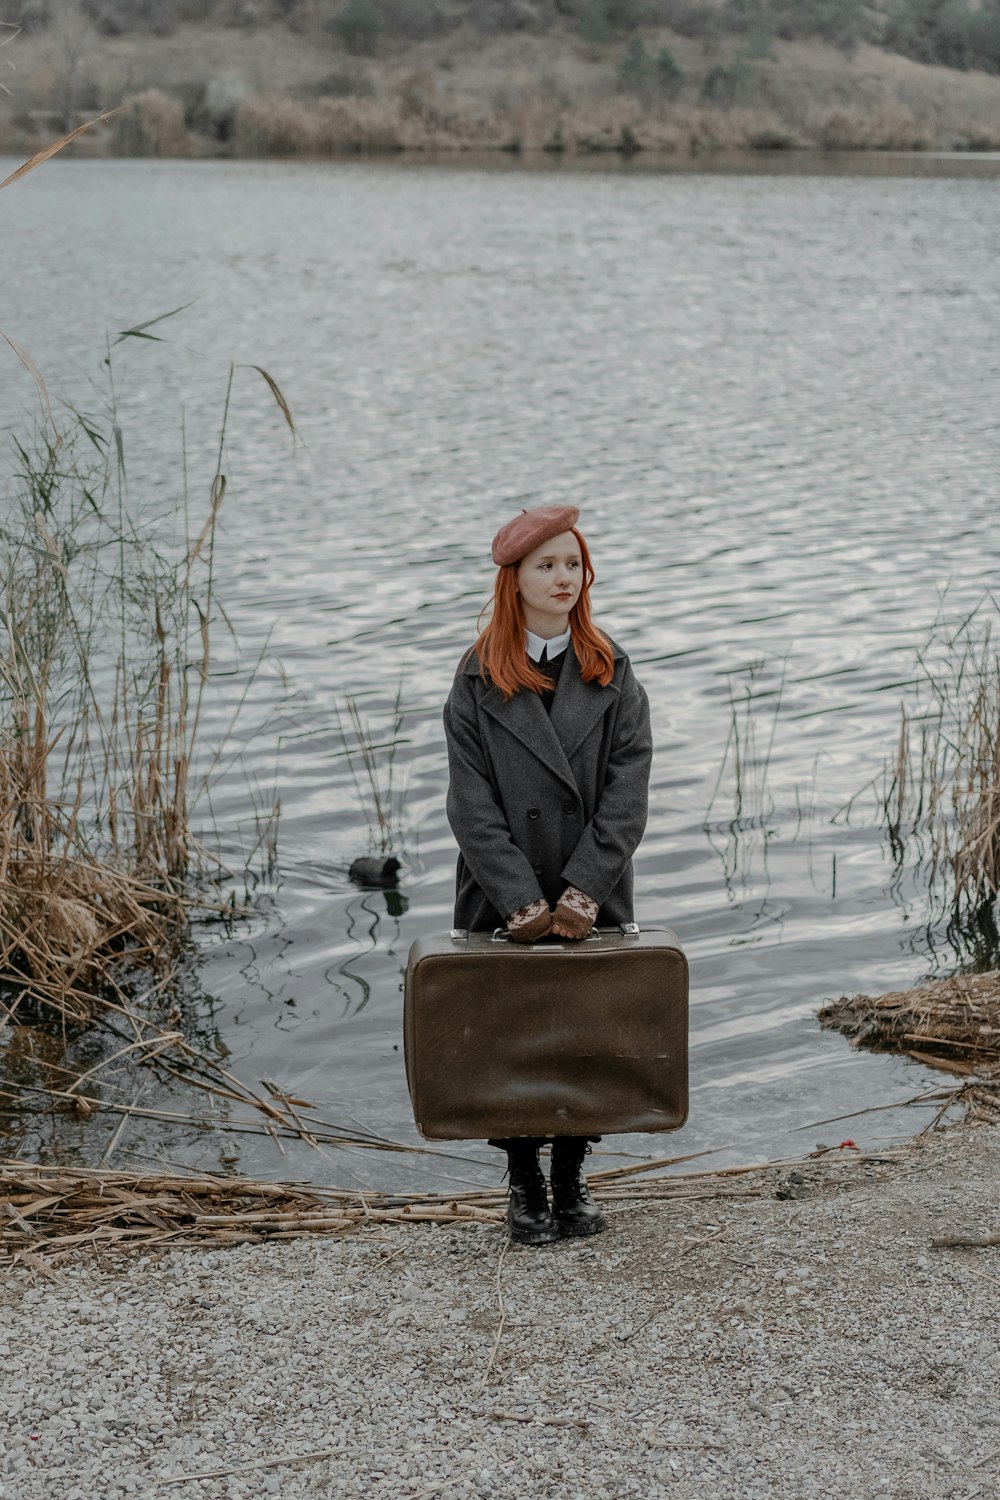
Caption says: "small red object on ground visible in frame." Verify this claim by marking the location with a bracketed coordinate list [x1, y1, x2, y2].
[837, 1139, 860, 1150]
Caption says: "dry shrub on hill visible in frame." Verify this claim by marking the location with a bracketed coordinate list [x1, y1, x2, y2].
[672, 102, 795, 149]
[814, 101, 933, 150]
[115, 89, 191, 155]
[232, 94, 318, 153]
[234, 92, 408, 152]
[313, 95, 408, 150]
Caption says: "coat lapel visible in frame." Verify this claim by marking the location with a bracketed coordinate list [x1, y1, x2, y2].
[468, 640, 622, 794]
[550, 641, 621, 759]
[478, 666, 579, 796]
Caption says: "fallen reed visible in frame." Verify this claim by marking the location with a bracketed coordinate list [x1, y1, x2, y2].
[0, 1142, 904, 1266]
[819, 968, 1000, 1084]
[819, 970, 1000, 1137]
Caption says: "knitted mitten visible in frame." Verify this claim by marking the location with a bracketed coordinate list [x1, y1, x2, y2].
[552, 886, 599, 939]
[506, 898, 552, 943]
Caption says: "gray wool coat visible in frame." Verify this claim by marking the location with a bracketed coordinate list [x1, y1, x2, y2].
[443, 638, 652, 933]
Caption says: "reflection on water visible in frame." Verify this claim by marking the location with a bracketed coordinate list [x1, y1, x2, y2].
[3, 155, 1000, 1187]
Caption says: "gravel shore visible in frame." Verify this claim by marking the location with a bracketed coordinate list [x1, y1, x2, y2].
[3, 1125, 999, 1500]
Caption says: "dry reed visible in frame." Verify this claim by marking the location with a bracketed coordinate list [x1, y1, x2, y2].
[336, 686, 408, 854]
[2, 417, 192, 1018]
[868, 605, 1000, 938]
[704, 657, 785, 895]
[114, 90, 191, 158]
[0, 347, 292, 1033]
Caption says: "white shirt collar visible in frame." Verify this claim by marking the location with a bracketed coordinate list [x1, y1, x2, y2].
[524, 625, 571, 663]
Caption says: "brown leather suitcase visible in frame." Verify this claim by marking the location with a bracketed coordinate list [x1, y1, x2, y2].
[404, 924, 688, 1141]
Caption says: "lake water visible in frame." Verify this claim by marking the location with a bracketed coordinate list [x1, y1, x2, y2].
[3, 153, 1000, 1191]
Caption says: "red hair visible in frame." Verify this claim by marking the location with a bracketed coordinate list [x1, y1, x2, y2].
[471, 528, 615, 701]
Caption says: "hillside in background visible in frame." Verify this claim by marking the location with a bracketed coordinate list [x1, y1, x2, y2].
[3, 0, 1000, 155]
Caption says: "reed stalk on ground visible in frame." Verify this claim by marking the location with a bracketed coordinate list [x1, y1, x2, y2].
[0, 1143, 906, 1265]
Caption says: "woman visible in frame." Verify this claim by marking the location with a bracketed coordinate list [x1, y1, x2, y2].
[443, 504, 653, 1247]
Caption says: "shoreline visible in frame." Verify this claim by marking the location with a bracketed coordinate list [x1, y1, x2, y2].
[2, 1121, 998, 1498]
[7, 141, 1000, 178]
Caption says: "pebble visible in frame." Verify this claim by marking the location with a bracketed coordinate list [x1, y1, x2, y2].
[1, 1126, 998, 1499]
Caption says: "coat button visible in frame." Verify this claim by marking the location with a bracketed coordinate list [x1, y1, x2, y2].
[562, 800, 575, 814]
[532, 864, 543, 875]
[527, 807, 540, 820]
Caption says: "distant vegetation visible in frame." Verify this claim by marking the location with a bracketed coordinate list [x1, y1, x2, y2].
[2, 0, 1000, 72]
[5, 0, 1000, 156]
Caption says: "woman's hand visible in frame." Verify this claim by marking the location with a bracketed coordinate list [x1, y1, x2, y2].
[506, 898, 552, 943]
[551, 886, 599, 939]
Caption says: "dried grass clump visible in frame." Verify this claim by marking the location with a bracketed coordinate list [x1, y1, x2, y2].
[819, 971, 1000, 1079]
[114, 89, 192, 157]
[313, 96, 406, 153]
[0, 855, 170, 1018]
[951, 121, 1000, 150]
[681, 104, 797, 151]
[234, 94, 407, 155]
[813, 102, 933, 151]
[570, 102, 800, 154]
[233, 94, 322, 155]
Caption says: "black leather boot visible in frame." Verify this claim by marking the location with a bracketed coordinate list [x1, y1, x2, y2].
[504, 1143, 559, 1246]
[550, 1138, 606, 1238]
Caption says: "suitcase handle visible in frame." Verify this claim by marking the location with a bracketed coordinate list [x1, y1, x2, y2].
[447, 925, 642, 944]
[489, 928, 602, 944]
[485, 923, 641, 943]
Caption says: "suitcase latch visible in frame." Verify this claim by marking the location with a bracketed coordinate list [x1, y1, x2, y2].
[449, 928, 469, 941]
[619, 922, 640, 936]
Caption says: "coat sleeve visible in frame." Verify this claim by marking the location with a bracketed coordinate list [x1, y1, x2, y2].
[560, 660, 652, 907]
[443, 674, 545, 922]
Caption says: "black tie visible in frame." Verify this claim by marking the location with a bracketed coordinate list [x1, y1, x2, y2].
[539, 646, 548, 665]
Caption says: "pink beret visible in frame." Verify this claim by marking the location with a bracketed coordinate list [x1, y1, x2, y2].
[491, 504, 581, 566]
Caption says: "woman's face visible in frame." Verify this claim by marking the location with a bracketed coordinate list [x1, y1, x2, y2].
[516, 530, 584, 631]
